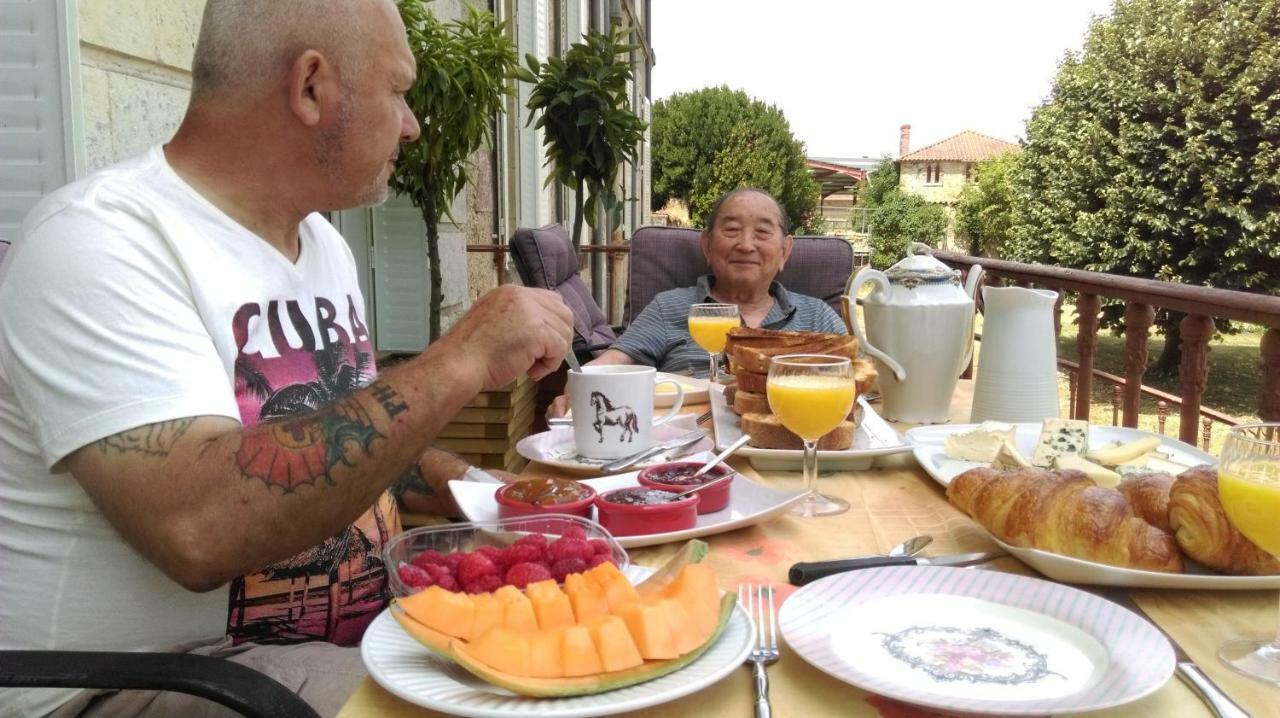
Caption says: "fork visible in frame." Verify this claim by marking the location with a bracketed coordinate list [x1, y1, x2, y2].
[739, 583, 779, 718]
[696, 408, 714, 426]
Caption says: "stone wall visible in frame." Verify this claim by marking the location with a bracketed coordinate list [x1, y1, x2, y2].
[897, 159, 972, 205]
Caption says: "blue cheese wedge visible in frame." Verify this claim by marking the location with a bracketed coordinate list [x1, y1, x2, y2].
[943, 422, 1017, 462]
[1030, 419, 1089, 468]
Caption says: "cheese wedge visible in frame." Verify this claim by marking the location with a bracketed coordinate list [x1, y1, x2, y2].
[991, 439, 1032, 470]
[1086, 437, 1161, 466]
[1030, 419, 1089, 468]
[943, 422, 1017, 462]
[1054, 454, 1122, 488]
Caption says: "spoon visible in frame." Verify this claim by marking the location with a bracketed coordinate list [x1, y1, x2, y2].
[661, 470, 738, 502]
[692, 434, 753, 478]
[886, 535, 933, 558]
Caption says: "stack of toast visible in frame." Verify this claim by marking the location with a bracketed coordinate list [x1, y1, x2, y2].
[722, 328, 878, 450]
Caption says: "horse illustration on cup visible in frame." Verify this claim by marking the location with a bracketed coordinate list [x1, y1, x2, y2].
[589, 391, 638, 443]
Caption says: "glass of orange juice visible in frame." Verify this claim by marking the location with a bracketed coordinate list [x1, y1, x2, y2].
[1217, 423, 1280, 684]
[767, 354, 856, 517]
[688, 303, 740, 384]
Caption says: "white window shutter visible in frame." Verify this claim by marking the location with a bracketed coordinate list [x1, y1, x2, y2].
[371, 196, 430, 352]
[0, 0, 82, 239]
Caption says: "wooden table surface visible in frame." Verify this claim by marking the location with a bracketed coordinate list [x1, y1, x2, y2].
[340, 382, 1279, 717]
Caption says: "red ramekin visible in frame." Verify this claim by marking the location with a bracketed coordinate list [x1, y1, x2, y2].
[495, 479, 596, 520]
[637, 462, 734, 514]
[593, 487, 699, 537]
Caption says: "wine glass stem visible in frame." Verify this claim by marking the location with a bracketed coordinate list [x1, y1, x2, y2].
[709, 352, 720, 385]
[802, 439, 819, 499]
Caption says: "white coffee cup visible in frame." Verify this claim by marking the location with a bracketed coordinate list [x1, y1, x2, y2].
[567, 366, 685, 459]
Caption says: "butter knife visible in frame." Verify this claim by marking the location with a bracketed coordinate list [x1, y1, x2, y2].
[1106, 591, 1249, 718]
[788, 551, 1005, 586]
[599, 430, 707, 473]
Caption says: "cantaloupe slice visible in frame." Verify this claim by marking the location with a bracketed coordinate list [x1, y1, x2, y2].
[494, 585, 539, 632]
[598, 573, 642, 612]
[564, 573, 610, 624]
[660, 564, 719, 638]
[587, 615, 645, 672]
[526, 579, 576, 630]
[650, 598, 702, 654]
[450, 593, 737, 697]
[398, 586, 475, 639]
[614, 602, 678, 660]
[468, 593, 504, 642]
[561, 625, 604, 677]
[528, 628, 565, 679]
[467, 626, 531, 677]
[389, 600, 452, 654]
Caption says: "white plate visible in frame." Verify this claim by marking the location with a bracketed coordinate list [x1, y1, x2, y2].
[361, 565, 753, 718]
[905, 422, 1216, 488]
[779, 565, 1174, 715]
[516, 417, 714, 474]
[989, 536, 1280, 589]
[450, 465, 806, 549]
[711, 385, 911, 471]
[654, 372, 709, 407]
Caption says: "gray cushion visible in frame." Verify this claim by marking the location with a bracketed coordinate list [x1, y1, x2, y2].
[624, 226, 853, 324]
[509, 225, 616, 353]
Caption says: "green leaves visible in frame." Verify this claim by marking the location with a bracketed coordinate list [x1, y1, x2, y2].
[859, 158, 949, 269]
[521, 27, 648, 243]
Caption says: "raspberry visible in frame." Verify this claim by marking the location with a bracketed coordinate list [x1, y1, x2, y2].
[475, 546, 506, 569]
[463, 574, 503, 595]
[443, 552, 466, 572]
[423, 563, 453, 583]
[409, 549, 446, 569]
[514, 533, 548, 550]
[434, 574, 460, 592]
[547, 537, 593, 563]
[505, 561, 554, 589]
[588, 539, 612, 557]
[397, 563, 434, 590]
[503, 543, 543, 566]
[560, 525, 587, 541]
[457, 552, 499, 586]
[587, 554, 617, 569]
[550, 557, 588, 582]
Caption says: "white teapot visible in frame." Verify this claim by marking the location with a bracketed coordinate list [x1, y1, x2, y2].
[846, 242, 983, 424]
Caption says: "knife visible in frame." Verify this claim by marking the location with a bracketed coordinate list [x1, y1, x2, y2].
[1105, 590, 1249, 718]
[788, 551, 1005, 586]
[598, 430, 707, 473]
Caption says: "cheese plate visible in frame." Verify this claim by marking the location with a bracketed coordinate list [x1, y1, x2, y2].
[906, 422, 1215, 488]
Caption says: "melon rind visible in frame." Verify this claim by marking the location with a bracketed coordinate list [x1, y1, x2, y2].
[449, 592, 737, 697]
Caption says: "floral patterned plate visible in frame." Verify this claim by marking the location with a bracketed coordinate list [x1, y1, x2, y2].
[779, 565, 1174, 715]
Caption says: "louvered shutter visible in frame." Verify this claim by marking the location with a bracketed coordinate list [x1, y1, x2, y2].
[371, 195, 430, 352]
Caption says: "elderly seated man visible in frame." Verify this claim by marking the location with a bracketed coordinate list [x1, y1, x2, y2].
[548, 187, 846, 418]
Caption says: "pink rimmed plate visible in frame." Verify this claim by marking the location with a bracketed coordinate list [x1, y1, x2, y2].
[778, 565, 1173, 715]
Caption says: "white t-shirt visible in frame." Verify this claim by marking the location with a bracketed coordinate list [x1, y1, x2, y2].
[0, 145, 396, 716]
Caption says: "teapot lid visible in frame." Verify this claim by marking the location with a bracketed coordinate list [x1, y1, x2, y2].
[884, 242, 961, 287]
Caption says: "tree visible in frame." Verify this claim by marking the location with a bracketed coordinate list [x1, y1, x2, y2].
[955, 152, 1021, 257]
[651, 87, 822, 232]
[859, 158, 948, 268]
[390, 0, 518, 341]
[515, 29, 647, 245]
[1009, 0, 1280, 370]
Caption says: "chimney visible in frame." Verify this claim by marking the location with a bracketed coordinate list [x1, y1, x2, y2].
[899, 124, 911, 157]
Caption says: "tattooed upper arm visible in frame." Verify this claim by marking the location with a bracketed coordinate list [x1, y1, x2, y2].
[95, 418, 196, 458]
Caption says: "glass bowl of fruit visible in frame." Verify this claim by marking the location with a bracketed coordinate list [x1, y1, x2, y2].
[384, 514, 628, 598]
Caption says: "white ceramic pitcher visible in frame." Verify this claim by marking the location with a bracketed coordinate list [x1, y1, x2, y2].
[970, 285, 1062, 423]
[846, 243, 983, 424]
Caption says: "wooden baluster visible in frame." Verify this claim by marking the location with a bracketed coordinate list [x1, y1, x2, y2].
[1074, 294, 1101, 422]
[1178, 314, 1215, 445]
[1262, 327, 1280, 422]
[1053, 294, 1064, 338]
[1068, 371, 1078, 413]
[1202, 417, 1213, 450]
[1157, 401, 1168, 434]
[1122, 303, 1156, 428]
[1111, 384, 1122, 426]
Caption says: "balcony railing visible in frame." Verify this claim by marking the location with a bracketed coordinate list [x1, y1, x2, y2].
[934, 251, 1280, 448]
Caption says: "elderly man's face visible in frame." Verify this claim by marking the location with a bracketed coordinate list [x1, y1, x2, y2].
[701, 192, 794, 291]
[316, 0, 420, 208]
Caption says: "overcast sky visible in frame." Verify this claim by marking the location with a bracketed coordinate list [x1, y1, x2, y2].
[650, 0, 1116, 159]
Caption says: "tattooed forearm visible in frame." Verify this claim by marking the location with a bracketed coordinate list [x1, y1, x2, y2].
[235, 396, 383, 492]
[390, 464, 434, 500]
[97, 418, 196, 457]
[369, 381, 409, 420]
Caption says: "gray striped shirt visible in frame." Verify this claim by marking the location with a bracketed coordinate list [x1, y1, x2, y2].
[611, 275, 847, 378]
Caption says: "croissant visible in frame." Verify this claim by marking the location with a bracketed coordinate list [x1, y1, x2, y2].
[1169, 466, 1280, 575]
[1118, 473, 1175, 533]
[947, 467, 1184, 573]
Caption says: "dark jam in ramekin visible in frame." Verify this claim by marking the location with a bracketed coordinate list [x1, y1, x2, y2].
[600, 488, 679, 506]
[501, 477, 592, 506]
[642, 465, 719, 486]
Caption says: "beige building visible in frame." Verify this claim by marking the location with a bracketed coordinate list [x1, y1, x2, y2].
[2, 0, 652, 352]
[896, 125, 1018, 248]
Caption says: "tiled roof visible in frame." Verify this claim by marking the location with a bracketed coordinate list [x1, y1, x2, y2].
[900, 130, 1020, 162]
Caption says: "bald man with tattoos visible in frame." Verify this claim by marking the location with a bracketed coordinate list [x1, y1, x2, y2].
[0, 1, 571, 716]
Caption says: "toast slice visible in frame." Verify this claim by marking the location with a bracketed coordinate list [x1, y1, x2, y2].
[730, 334, 860, 375]
[732, 389, 772, 415]
[740, 412, 855, 451]
[735, 369, 769, 395]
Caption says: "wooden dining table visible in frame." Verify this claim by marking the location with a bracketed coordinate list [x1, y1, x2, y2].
[339, 381, 1279, 717]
